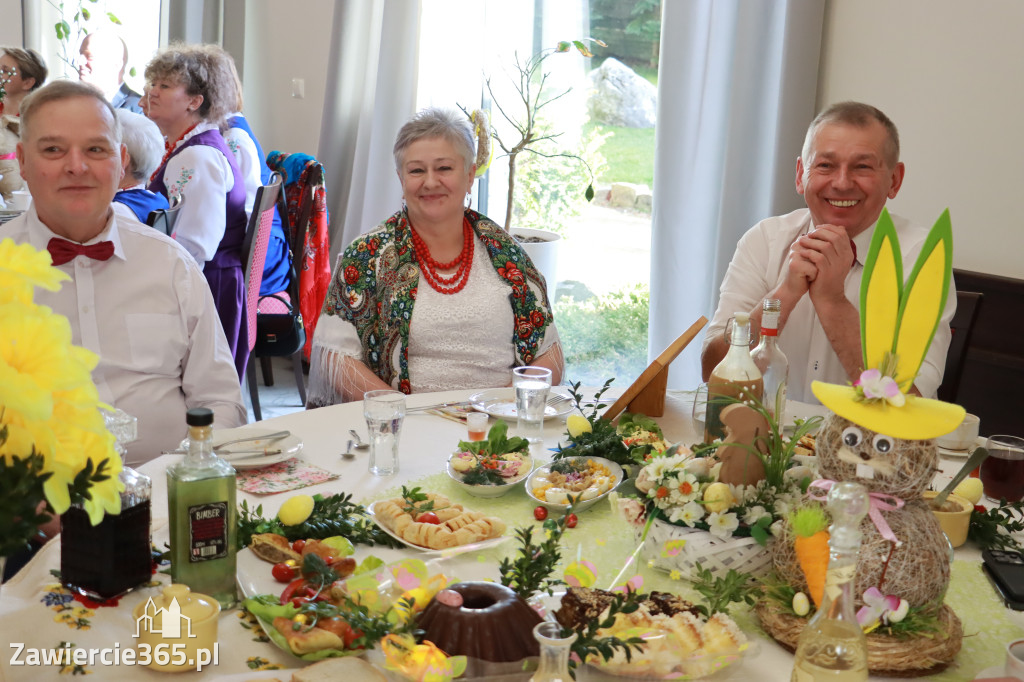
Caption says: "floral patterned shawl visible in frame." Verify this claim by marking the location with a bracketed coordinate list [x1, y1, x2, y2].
[309, 208, 553, 401]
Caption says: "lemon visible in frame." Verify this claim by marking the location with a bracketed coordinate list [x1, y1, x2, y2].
[703, 482, 735, 513]
[953, 478, 983, 505]
[278, 494, 315, 526]
[567, 415, 593, 438]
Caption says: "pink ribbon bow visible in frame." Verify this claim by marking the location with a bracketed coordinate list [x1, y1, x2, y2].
[808, 479, 905, 546]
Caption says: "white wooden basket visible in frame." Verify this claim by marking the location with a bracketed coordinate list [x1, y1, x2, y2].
[637, 519, 772, 580]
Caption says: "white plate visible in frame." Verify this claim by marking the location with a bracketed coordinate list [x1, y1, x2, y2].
[784, 400, 830, 431]
[938, 435, 987, 459]
[211, 428, 303, 470]
[365, 502, 511, 555]
[525, 456, 623, 513]
[468, 387, 574, 420]
[445, 453, 532, 498]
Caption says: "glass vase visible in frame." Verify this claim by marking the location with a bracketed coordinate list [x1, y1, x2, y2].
[530, 621, 577, 682]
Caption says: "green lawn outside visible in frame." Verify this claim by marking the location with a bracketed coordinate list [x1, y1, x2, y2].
[585, 122, 655, 188]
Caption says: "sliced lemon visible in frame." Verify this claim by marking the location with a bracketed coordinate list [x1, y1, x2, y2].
[278, 494, 315, 526]
[567, 414, 593, 438]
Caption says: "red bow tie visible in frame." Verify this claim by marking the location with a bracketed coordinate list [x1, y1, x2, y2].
[47, 237, 115, 266]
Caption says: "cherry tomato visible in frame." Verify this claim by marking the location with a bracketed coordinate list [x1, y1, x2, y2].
[565, 513, 578, 529]
[533, 506, 548, 521]
[291, 539, 306, 553]
[417, 511, 441, 524]
[272, 562, 298, 583]
[542, 519, 558, 532]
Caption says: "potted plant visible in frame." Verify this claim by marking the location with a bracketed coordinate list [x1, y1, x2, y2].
[470, 39, 604, 299]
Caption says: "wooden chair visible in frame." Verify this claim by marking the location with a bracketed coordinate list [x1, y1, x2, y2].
[240, 173, 284, 421]
[256, 160, 326, 391]
[937, 290, 983, 403]
[146, 193, 184, 236]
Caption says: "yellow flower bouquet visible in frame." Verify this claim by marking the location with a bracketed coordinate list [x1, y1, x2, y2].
[0, 238, 122, 559]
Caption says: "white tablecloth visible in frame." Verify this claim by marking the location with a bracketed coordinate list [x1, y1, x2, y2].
[0, 389, 1020, 681]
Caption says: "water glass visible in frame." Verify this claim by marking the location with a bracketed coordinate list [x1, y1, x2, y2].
[363, 390, 406, 476]
[980, 435, 1024, 503]
[513, 366, 552, 443]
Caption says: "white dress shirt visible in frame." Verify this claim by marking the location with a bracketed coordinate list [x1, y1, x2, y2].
[223, 116, 263, 218]
[703, 208, 955, 402]
[161, 122, 236, 266]
[0, 207, 247, 463]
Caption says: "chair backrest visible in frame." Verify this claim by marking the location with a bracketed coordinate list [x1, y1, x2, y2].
[146, 193, 184, 236]
[937, 290, 983, 403]
[241, 172, 284, 353]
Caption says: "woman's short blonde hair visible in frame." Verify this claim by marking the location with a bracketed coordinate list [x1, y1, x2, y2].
[144, 43, 237, 125]
[1, 47, 48, 90]
[393, 107, 475, 172]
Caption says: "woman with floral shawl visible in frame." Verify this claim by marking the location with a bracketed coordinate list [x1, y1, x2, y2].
[307, 107, 563, 405]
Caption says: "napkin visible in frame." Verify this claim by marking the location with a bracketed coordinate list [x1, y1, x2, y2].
[236, 458, 338, 494]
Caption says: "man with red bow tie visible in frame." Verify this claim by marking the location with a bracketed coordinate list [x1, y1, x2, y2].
[0, 80, 245, 463]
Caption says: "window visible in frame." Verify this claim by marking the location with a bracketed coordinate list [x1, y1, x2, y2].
[419, 0, 659, 386]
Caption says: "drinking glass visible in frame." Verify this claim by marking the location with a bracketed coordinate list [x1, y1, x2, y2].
[513, 366, 552, 443]
[363, 390, 406, 476]
[691, 383, 709, 429]
[466, 412, 489, 442]
[980, 435, 1024, 503]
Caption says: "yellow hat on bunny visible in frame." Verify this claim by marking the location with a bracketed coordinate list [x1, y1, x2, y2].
[812, 208, 965, 440]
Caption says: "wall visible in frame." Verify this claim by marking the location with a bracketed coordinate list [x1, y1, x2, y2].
[240, 0, 334, 157]
[0, 0, 21, 47]
[817, 0, 1024, 280]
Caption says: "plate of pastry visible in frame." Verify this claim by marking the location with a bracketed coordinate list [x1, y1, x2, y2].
[366, 492, 510, 555]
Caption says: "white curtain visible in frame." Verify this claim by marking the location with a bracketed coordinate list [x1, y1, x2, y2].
[318, 0, 421, 260]
[649, 0, 825, 389]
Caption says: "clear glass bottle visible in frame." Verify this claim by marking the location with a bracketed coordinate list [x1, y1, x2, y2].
[791, 482, 870, 682]
[61, 408, 153, 601]
[751, 298, 789, 425]
[705, 312, 764, 443]
[167, 408, 238, 609]
[530, 621, 578, 682]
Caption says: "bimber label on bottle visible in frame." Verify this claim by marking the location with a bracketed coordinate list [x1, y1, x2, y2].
[188, 502, 229, 562]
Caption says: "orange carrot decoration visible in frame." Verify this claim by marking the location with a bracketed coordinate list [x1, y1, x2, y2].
[790, 506, 830, 609]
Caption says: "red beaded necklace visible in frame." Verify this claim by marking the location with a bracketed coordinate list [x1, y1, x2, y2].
[149, 122, 199, 184]
[409, 216, 474, 294]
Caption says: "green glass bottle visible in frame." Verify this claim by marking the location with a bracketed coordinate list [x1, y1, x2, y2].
[167, 408, 237, 608]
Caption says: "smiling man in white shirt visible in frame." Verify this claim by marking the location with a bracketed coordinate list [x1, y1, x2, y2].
[0, 80, 246, 463]
[701, 102, 955, 402]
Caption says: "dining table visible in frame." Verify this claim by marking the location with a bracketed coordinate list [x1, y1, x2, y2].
[0, 386, 1021, 682]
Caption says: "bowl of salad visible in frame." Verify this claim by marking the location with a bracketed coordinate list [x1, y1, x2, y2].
[446, 420, 532, 498]
[526, 456, 622, 513]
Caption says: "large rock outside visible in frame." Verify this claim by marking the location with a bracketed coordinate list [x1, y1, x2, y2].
[587, 57, 657, 128]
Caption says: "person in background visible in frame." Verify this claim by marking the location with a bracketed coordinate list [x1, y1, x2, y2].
[77, 29, 143, 113]
[0, 46, 47, 117]
[701, 101, 955, 402]
[1, 80, 245, 462]
[214, 45, 290, 296]
[307, 107, 562, 405]
[111, 109, 169, 223]
[0, 47, 47, 204]
[144, 44, 249, 380]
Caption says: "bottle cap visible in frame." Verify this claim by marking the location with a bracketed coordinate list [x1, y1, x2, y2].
[186, 408, 214, 427]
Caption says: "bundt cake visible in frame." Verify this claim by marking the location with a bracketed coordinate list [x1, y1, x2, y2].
[415, 581, 542, 662]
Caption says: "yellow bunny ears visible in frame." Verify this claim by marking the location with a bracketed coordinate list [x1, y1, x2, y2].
[813, 208, 965, 440]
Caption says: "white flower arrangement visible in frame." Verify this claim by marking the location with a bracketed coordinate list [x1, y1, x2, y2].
[630, 445, 812, 545]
